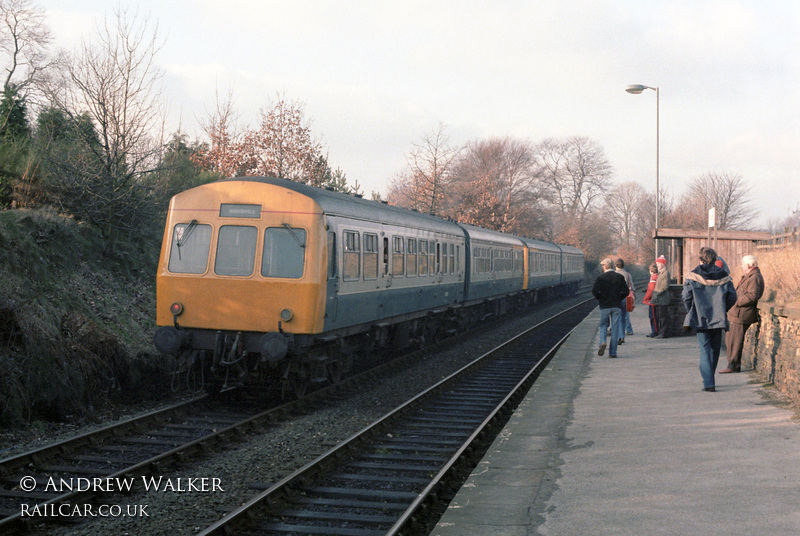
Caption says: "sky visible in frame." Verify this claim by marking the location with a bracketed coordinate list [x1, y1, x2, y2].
[39, 0, 800, 229]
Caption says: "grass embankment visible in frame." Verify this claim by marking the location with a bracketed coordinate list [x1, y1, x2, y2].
[755, 247, 800, 306]
[0, 209, 171, 427]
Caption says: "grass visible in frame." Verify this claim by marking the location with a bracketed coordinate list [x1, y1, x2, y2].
[0, 208, 171, 427]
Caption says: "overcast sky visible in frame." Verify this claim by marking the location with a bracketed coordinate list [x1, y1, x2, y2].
[42, 0, 799, 229]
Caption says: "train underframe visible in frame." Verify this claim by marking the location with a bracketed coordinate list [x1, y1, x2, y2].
[164, 281, 579, 399]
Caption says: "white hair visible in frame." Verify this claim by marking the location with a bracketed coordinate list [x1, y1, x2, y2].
[742, 254, 758, 268]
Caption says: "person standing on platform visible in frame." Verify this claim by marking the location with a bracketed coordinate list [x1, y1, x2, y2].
[593, 258, 629, 359]
[682, 247, 737, 392]
[721, 254, 764, 373]
[651, 255, 671, 338]
[643, 263, 659, 337]
[615, 258, 634, 343]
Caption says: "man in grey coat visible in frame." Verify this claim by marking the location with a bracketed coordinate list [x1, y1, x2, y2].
[682, 247, 737, 392]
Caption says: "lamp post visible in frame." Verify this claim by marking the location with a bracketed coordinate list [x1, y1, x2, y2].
[626, 84, 660, 259]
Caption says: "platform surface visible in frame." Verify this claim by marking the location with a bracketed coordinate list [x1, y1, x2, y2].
[433, 301, 800, 536]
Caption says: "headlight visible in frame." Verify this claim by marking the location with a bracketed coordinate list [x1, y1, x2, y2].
[280, 308, 294, 322]
[170, 302, 184, 316]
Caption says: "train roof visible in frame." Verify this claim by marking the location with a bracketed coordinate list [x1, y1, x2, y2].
[517, 236, 563, 253]
[454, 222, 526, 247]
[219, 177, 463, 235]
[206, 177, 584, 257]
[556, 243, 584, 256]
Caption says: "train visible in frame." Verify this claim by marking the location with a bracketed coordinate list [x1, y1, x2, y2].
[153, 177, 584, 396]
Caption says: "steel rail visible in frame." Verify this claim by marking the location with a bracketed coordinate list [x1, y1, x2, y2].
[197, 297, 596, 535]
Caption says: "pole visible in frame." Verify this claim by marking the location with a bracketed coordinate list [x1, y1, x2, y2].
[655, 87, 660, 260]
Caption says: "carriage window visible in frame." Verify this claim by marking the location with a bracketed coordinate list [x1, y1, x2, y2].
[343, 230, 360, 281]
[434, 242, 440, 274]
[215, 225, 257, 276]
[261, 226, 306, 279]
[364, 233, 378, 280]
[418, 240, 429, 276]
[407, 238, 417, 277]
[392, 236, 404, 276]
[168, 221, 212, 274]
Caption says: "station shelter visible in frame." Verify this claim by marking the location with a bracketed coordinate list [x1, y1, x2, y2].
[653, 228, 771, 283]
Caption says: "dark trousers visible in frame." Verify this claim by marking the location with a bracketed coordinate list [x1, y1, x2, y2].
[654, 304, 669, 337]
[698, 329, 723, 389]
[725, 322, 751, 371]
[648, 305, 657, 335]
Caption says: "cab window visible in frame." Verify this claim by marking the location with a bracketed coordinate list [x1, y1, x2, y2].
[215, 225, 257, 276]
[262, 226, 306, 278]
[168, 221, 212, 274]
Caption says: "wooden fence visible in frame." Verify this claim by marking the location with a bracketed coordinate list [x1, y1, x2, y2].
[757, 227, 800, 250]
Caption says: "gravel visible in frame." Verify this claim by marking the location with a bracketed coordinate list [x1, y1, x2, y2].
[18, 296, 587, 536]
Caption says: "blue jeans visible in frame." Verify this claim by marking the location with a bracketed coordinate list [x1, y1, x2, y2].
[598, 307, 621, 357]
[697, 329, 723, 388]
[618, 300, 631, 340]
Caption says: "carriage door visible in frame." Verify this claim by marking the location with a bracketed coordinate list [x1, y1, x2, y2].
[325, 229, 339, 323]
[382, 235, 392, 288]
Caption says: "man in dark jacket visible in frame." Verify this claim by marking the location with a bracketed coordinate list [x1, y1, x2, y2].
[721, 255, 765, 373]
[682, 247, 737, 392]
[592, 258, 630, 358]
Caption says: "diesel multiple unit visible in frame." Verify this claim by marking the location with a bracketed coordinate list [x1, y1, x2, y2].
[154, 177, 584, 396]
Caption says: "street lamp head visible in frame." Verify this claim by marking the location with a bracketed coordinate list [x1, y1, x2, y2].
[626, 84, 654, 94]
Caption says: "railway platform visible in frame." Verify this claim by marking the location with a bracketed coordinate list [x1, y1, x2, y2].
[433, 301, 800, 536]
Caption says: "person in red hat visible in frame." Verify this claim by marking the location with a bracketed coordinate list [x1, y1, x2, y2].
[650, 255, 670, 338]
[642, 263, 659, 337]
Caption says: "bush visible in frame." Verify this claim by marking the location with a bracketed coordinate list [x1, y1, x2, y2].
[0, 208, 171, 427]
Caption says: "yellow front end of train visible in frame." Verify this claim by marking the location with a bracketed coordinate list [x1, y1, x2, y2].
[155, 179, 327, 341]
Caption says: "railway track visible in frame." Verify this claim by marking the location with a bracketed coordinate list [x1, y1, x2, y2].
[0, 289, 599, 534]
[0, 344, 444, 535]
[197, 297, 598, 536]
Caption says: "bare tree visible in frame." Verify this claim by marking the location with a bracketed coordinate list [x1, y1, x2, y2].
[405, 123, 461, 214]
[42, 6, 165, 239]
[1, 0, 59, 92]
[446, 137, 544, 234]
[604, 181, 648, 248]
[536, 136, 613, 221]
[682, 171, 756, 230]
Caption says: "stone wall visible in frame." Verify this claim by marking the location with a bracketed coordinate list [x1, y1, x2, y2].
[650, 283, 800, 403]
[742, 304, 800, 404]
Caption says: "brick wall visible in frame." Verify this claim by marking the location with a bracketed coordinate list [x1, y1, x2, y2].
[743, 304, 800, 404]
